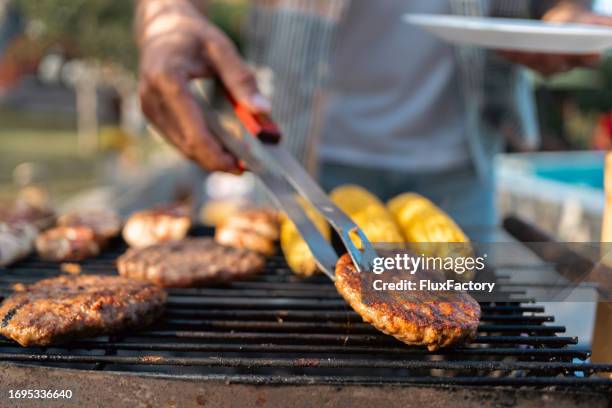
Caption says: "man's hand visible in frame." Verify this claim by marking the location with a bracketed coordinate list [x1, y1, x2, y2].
[500, 2, 612, 76]
[136, 0, 270, 172]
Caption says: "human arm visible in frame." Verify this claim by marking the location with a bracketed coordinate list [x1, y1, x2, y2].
[499, 0, 611, 75]
[135, 0, 270, 171]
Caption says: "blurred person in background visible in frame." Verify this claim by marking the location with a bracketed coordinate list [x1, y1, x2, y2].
[136, 0, 611, 237]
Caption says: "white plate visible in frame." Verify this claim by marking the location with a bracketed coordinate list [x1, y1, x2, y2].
[403, 14, 612, 54]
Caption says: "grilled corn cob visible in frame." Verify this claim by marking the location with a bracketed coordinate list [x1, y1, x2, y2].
[280, 199, 330, 276]
[330, 185, 404, 247]
[387, 193, 475, 280]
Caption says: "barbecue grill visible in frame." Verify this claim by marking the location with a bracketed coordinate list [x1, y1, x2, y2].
[0, 227, 611, 407]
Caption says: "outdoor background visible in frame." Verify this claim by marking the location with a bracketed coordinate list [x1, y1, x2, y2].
[0, 0, 611, 241]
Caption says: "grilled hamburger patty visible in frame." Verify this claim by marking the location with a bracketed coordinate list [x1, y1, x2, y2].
[0, 275, 166, 347]
[117, 238, 266, 288]
[335, 254, 481, 351]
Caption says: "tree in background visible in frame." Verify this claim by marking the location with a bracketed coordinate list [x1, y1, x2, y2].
[10, 0, 137, 154]
[15, 0, 136, 70]
[14, 0, 246, 71]
[10, 0, 248, 154]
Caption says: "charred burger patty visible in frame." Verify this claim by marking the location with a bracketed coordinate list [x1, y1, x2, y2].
[0, 275, 166, 347]
[334, 253, 481, 350]
[117, 238, 266, 288]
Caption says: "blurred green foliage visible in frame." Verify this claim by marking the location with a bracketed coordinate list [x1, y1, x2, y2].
[534, 55, 612, 149]
[559, 58, 612, 148]
[15, 0, 137, 70]
[208, 0, 248, 49]
[576, 58, 612, 111]
[14, 0, 248, 71]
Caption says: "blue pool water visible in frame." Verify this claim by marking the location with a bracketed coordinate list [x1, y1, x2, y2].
[530, 152, 605, 190]
[535, 165, 604, 190]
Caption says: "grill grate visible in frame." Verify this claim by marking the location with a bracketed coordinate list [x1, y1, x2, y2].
[0, 228, 611, 389]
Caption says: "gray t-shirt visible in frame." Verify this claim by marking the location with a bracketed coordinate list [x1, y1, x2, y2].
[320, 0, 470, 172]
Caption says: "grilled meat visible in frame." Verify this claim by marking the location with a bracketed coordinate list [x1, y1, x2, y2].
[214, 209, 279, 256]
[219, 209, 279, 241]
[122, 205, 191, 248]
[215, 227, 276, 256]
[35, 225, 100, 261]
[117, 238, 265, 288]
[58, 209, 121, 244]
[60, 262, 82, 275]
[0, 222, 38, 267]
[0, 275, 166, 347]
[334, 253, 481, 351]
[0, 187, 55, 230]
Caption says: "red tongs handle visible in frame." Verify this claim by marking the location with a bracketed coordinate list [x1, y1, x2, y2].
[224, 90, 281, 144]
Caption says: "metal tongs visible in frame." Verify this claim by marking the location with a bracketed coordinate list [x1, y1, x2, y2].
[194, 82, 377, 280]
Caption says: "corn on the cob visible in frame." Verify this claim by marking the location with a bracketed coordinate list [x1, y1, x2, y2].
[280, 198, 330, 276]
[330, 185, 404, 246]
[387, 192, 474, 280]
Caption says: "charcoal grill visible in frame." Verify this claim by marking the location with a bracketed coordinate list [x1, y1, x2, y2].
[0, 227, 611, 407]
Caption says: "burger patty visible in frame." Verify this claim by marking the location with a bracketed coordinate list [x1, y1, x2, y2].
[335, 253, 481, 351]
[117, 238, 266, 288]
[0, 275, 166, 347]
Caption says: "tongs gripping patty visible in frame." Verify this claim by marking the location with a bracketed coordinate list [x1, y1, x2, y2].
[193, 81, 377, 278]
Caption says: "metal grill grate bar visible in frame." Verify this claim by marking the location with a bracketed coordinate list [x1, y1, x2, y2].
[2, 353, 610, 372]
[0, 340, 589, 359]
[0, 232, 610, 389]
[159, 309, 556, 323]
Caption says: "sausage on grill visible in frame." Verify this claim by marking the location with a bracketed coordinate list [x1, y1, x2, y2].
[35, 225, 101, 261]
[0, 222, 38, 267]
[122, 206, 191, 248]
[58, 209, 121, 244]
[214, 209, 279, 256]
